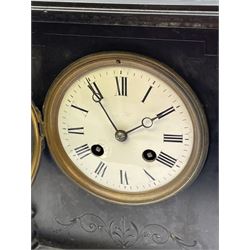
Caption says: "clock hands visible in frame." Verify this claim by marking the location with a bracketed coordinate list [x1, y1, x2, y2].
[87, 81, 103, 102]
[87, 78, 175, 141]
[126, 106, 175, 135]
[87, 81, 119, 132]
[126, 117, 154, 134]
[155, 106, 175, 119]
[99, 101, 119, 132]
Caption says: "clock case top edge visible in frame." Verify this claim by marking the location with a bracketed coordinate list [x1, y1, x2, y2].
[31, 1, 218, 30]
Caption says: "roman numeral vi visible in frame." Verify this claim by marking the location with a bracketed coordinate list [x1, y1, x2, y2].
[120, 170, 129, 185]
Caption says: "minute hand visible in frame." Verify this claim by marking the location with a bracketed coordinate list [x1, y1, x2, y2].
[87, 82, 118, 132]
[126, 106, 175, 135]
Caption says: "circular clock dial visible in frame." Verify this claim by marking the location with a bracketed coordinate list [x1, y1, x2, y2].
[44, 52, 208, 204]
[58, 66, 193, 192]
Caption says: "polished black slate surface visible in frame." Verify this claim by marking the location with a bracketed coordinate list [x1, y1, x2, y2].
[32, 8, 218, 249]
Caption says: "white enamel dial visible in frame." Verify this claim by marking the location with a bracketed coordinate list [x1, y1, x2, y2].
[58, 65, 194, 193]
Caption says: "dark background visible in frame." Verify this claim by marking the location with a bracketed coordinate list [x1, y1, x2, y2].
[32, 2, 218, 249]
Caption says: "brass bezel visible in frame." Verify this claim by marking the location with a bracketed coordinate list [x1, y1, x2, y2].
[31, 103, 42, 183]
[43, 52, 209, 205]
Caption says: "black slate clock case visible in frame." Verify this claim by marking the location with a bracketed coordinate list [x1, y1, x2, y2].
[32, 2, 218, 249]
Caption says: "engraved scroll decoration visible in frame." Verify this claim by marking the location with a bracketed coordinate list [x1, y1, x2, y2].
[55, 213, 197, 249]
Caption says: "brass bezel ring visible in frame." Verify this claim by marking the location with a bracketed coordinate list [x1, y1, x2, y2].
[43, 52, 209, 205]
[31, 103, 42, 184]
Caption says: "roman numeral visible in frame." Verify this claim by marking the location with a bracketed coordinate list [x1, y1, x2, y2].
[120, 170, 129, 185]
[95, 162, 107, 177]
[71, 104, 88, 113]
[86, 78, 103, 101]
[68, 127, 84, 135]
[157, 106, 175, 119]
[115, 76, 127, 96]
[164, 134, 183, 143]
[156, 152, 177, 168]
[141, 86, 152, 103]
[74, 144, 91, 159]
[144, 169, 155, 181]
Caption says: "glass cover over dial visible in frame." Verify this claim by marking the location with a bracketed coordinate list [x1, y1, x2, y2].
[58, 66, 194, 192]
[44, 52, 208, 204]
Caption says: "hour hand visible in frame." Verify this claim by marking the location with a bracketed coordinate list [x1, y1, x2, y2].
[126, 106, 176, 135]
[154, 106, 175, 120]
[126, 117, 154, 135]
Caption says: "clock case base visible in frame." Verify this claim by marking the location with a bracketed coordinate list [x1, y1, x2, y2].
[32, 2, 218, 250]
